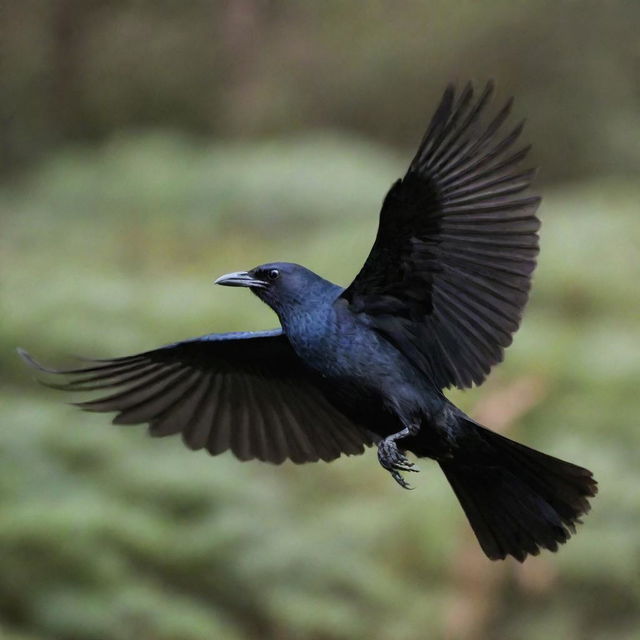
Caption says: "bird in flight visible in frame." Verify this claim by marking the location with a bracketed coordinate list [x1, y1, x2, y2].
[20, 81, 597, 562]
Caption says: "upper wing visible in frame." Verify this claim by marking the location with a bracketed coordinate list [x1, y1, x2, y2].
[340, 81, 541, 389]
[19, 330, 375, 464]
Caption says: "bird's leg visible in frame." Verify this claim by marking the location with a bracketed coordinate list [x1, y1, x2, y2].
[377, 423, 420, 490]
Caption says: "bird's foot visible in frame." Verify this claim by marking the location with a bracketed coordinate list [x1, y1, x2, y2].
[378, 437, 419, 490]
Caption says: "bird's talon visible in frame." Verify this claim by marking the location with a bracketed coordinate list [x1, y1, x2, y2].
[391, 470, 414, 490]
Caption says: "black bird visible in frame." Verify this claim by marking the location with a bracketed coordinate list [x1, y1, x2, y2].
[20, 82, 597, 562]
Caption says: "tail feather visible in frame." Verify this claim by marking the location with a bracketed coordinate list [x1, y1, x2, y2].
[439, 420, 597, 562]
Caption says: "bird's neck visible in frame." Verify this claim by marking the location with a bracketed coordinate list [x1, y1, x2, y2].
[277, 287, 341, 352]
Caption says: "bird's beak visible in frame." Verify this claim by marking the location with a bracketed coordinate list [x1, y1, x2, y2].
[214, 271, 266, 288]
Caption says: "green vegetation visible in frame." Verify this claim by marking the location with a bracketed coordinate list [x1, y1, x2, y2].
[2, 134, 639, 639]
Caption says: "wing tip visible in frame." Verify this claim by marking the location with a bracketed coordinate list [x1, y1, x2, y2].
[17, 347, 45, 371]
[17, 348, 67, 387]
[17, 348, 72, 390]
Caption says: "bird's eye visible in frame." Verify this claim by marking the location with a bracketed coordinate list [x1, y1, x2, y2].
[267, 269, 280, 281]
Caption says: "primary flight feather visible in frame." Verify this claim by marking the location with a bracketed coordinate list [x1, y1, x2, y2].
[20, 81, 597, 562]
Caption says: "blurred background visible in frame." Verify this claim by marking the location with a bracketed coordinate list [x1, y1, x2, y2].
[2, 1, 640, 639]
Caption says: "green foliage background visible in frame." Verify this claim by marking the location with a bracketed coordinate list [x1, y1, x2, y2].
[2, 2, 640, 639]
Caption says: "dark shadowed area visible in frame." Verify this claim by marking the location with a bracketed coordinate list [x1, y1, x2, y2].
[2, 2, 639, 639]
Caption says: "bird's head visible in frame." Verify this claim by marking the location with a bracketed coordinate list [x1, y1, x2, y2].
[215, 262, 336, 316]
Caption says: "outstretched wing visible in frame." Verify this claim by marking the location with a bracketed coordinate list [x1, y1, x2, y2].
[19, 330, 375, 464]
[340, 82, 540, 389]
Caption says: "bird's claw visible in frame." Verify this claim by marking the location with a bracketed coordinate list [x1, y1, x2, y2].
[390, 469, 414, 490]
[378, 438, 419, 490]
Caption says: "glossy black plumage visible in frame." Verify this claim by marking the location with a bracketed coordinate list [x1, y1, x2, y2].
[342, 81, 540, 388]
[20, 82, 597, 562]
[18, 331, 375, 464]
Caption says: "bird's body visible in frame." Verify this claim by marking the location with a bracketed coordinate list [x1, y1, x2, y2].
[20, 82, 597, 562]
[258, 265, 450, 450]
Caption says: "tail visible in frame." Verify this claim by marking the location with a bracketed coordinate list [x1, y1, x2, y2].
[438, 418, 597, 562]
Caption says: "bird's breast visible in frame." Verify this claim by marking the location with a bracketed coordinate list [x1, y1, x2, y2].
[284, 306, 445, 435]
[284, 305, 422, 396]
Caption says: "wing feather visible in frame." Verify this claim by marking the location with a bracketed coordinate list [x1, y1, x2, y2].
[341, 82, 540, 389]
[18, 331, 374, 464]
[180, 372, 215, 450]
